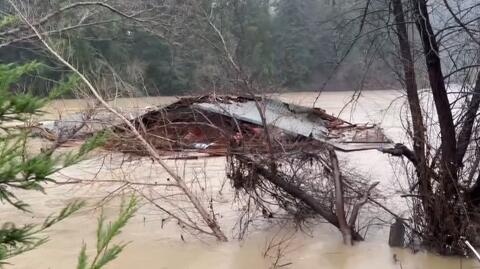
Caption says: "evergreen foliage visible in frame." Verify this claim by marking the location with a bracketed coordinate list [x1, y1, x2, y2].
[230, 0, 274, 82]
[0, 63, 106, 264]
[76, 197, 137, 269]
[272, 0, 321, 86]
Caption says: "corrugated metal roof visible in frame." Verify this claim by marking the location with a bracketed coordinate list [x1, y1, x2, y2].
[192, 99, 328, 140]
[192, 97, 393, 152]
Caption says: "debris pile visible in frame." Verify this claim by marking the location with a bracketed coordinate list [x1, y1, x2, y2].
[35, 94, 391, 242]
[103, 94, 390, 241]
[105, 95, 393, 157]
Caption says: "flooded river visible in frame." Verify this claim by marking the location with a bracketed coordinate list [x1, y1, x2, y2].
[4, 91, 478, 268]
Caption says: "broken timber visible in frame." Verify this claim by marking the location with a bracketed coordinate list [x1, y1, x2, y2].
[105, 95, 393, 155]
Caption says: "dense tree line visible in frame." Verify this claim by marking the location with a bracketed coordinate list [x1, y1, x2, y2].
[0, 0, 397, 96]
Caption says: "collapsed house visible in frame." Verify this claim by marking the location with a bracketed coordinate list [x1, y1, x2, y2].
[105, 95, 393, 156]
[40, 95, 394, 242]
[105, 95, 394, 242]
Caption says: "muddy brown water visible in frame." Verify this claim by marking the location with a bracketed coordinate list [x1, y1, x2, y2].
[4, 91, 478, 268]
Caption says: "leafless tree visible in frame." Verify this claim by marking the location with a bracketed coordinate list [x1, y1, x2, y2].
[378, 0, 480, 254]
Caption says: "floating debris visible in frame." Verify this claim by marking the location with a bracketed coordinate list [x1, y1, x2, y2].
[106, 95, 393, 155]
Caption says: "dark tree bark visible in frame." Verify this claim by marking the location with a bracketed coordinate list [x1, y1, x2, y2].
[412, 0, 458, 181]
[385, 0, 480, 254]
[391, 0, 431, 199]
[456, 73, 480, 166]
[460, 73, 480, 205]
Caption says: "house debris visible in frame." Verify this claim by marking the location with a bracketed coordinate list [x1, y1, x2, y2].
[34, 108, 150, 143]
[35, 95, 391, 242]
[105, 95, 393, 156]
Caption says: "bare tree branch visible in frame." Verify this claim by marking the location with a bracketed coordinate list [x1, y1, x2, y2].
[7, 0, 228, 242]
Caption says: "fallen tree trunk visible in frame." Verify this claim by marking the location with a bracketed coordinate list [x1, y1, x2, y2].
[234, 154, 364, 242]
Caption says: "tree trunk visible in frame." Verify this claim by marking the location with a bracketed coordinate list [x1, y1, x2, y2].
[463, 73, 480, 206]
[391, 0, 431, 196]
[412, 0, 457, 180]
[329, 149, 352, 245]
[411, 0, 465, 253]
[456, 72, 480, 166]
